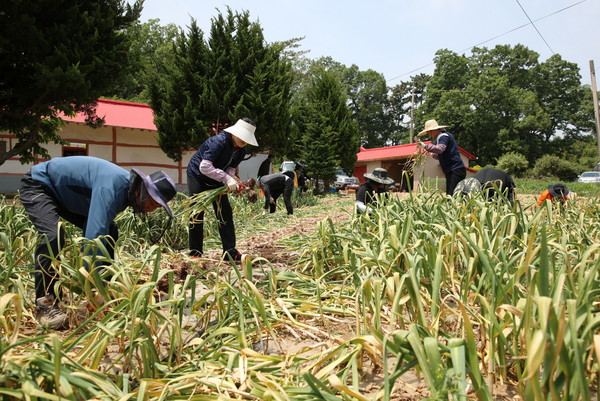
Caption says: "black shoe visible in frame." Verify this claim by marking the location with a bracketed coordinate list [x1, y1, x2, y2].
[222, 249, 243, 262]
[189, 250, 203, 258]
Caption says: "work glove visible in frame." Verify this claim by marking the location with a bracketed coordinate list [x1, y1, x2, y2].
[226, 177, 239, 192]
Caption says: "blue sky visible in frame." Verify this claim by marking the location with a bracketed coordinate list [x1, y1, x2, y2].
[134, 0, 599, 86]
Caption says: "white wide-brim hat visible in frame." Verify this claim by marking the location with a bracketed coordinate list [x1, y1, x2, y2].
[225, 119, 258, 146]
[418, 119, 448, 136]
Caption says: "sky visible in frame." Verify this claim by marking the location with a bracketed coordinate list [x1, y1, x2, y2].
[133, 0, 600, 86]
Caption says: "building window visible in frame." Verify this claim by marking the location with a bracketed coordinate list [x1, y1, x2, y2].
[0, 140, 6, 155]
[62, 143, 87, 157]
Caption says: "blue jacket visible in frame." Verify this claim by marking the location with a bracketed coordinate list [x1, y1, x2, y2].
[31, 156, 130, 240]
[434, 131, 464, 173]
[187, 132, 247, 187]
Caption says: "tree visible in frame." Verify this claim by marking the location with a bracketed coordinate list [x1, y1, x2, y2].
[388, 73, 430, 145]
[107, 19, 179, 103]
[419, 45, 590, 165]
[150, 9, 293, 161]
[294, 70, 359, 187]
[342, 66, 392, 148]
[0, 0, 142, 166]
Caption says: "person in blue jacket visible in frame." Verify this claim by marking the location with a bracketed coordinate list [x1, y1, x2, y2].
[417, 119, 466, 196]
[19, 156, 177, 329]
[187, 117, 257, 261]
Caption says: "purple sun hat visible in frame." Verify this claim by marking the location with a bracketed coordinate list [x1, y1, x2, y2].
[130, 168, 177, 217]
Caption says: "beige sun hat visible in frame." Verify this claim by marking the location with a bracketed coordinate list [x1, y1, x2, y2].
[418, 119, 448, 137]
[364, 168, 394, 185]
[225, 118, 258, 146]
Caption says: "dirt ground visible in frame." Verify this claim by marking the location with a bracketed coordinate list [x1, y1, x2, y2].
[160, 193, 533, 400]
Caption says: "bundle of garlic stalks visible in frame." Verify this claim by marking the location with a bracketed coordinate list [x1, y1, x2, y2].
[177, 178, 258, 222]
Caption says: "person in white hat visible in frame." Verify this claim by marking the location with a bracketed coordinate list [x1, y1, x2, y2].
[187, 117, 257, 261]
[356, 168, 394, 214]
[416, 119, 466, 195]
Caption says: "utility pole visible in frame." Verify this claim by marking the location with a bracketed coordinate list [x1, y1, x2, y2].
[409, 92, 415, 143]
[590, 60, 600, 159]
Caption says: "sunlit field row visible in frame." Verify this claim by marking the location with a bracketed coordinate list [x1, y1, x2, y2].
[0, 187, 598, 400]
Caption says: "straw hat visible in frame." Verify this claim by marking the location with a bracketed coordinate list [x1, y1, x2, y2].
[418, 119, 448, 137]
[364, 168, 394, 185]
[130, 169, 177, 217]
[225, 119, 258, 146]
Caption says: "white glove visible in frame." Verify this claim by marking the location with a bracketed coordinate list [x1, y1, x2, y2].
[226, 177, 239, 192]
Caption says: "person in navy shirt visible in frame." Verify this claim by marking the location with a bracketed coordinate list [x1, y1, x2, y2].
[187, 117, 257, 261]
[19, 156, 177, 329]
[417, 119, 466, 196]
[259, 171, 295, 215]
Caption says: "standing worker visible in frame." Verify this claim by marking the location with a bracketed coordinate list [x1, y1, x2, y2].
[356, 168, 394, 214]
[257, 154, 274, 179]
[19, 156, 177, 329]
[417, 120, 466, 196]
[259, 171, 295, 215]
[187, 117, 258, 261]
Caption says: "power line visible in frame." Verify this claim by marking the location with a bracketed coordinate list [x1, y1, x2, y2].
[386, 0, 585, 83]
[515, 0, 554, 54]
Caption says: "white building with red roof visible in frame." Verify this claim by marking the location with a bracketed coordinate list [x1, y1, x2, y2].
[0, 99, 266, 193]
[354, 143, 477, 191]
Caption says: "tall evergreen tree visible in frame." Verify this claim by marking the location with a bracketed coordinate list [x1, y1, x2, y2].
[297, 70, 358, 186]
[0, 0, 142, 166]
[150, 9, 292, 161]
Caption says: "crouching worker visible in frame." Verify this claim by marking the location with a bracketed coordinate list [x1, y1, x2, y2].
[356, 168, 394, 215]
[454, 168, 515, 205]
[259, 171, 295, 215]
[537, 183, 571, 206]
[19, 156, 177, 329]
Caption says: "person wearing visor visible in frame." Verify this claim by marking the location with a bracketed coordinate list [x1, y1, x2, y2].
[356, 168, 394, 215]
[19, 156, 177, 329]
[187, 117, 257, 261]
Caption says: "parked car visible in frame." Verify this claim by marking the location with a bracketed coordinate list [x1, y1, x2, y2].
[576, 171, 600, 183]
[333, 168, 359, 189]
[280, 161, 296, 172]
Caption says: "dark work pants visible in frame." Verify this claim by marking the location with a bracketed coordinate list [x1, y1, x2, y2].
[187, 175, 236, 256]
[19, 173, 117, 299]
[446, 167, 467, 196]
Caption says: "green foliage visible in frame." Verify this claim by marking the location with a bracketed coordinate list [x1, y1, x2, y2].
[531, 154, 582, 181]
[150, 9, 293, 161]
[342, 66, 393, 148]
[418, 45, 593, 165]
[496, 151, 529, 177]
[107, 19, 180, 103]
[0, 0, 142, 166]
[388, 73, 430, 145]
[293, 70, 359, 186]
[515, 178, 600, 197]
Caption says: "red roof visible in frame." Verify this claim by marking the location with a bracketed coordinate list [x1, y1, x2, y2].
[60, 99, 156, 130]
[357, 142, 477, 162]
